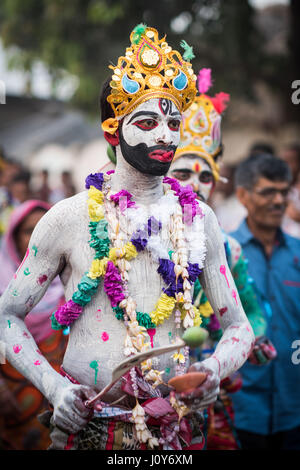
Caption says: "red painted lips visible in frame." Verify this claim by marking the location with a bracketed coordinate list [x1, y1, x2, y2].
[148, 149, 174, 162]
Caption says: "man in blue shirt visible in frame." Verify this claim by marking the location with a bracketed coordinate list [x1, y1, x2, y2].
[230, 152, 300, 449]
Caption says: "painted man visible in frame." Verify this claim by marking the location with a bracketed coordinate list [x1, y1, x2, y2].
[168, 68, 276, 449]
[0, 26, 254, 450]
[169, 68, 275, 363]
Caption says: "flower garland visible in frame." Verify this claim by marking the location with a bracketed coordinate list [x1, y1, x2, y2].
[51, 171, 206, 448]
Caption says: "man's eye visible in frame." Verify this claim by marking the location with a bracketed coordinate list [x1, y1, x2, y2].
[172, 171, 191, 181]
[134, 119, 158, 130]
[168, 120, 181, 131]
[199, 171, 214, 184]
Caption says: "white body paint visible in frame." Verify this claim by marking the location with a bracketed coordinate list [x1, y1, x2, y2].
[0, 99, 254, 436]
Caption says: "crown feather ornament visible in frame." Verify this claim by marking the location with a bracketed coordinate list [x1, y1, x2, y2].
[103, 24, 197, 133]
[174, 68, 230, 181]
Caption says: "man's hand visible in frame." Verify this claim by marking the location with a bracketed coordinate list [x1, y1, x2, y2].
[248, 335, 277, 365]
[52, 384, 101, 434]
[176, 360, 220, 412]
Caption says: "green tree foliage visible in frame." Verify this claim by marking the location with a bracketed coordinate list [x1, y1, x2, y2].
[0, 0, 291, 116]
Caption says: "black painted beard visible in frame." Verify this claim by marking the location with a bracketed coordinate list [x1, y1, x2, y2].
[119, 126, 177, 176]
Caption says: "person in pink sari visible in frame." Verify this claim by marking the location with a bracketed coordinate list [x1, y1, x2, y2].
[0, 200, 67, 450]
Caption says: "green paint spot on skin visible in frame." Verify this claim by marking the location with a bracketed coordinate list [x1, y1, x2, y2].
[7, 320, 11, 328]
[89, 360, 99, 385]
[12, 289, 18, 297]
[32, 245, 38, 256]
[24, 268, 30, 276]
[165, 367, 171, 375]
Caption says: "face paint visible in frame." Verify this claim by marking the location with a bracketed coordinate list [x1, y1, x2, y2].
[170, 155, 214, 201]
[119, 98, 181, 176]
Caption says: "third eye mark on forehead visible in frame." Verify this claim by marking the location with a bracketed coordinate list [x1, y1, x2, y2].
[127, 109, 181, 125]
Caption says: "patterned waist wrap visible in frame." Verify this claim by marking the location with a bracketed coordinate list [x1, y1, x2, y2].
[44, 367, 205, 451]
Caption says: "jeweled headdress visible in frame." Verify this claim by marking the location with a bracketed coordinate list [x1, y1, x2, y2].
[102, 24, 197, 135]
[174, 68, 230, 181]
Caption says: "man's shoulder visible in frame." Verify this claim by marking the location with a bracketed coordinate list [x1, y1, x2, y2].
[283, 230, 300, 252]
[49, 191, 87, 217]
[37, 191, 88, 231]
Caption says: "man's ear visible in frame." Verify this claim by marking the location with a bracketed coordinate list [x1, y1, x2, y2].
[236, 186, 249, 207]
[104, 130, 119, 147]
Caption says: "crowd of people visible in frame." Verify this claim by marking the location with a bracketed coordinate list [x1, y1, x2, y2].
[0, 23, 300, 452]
[1, 136, 299, 450]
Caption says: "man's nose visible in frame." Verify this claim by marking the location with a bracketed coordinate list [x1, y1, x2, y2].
[273, 191, 286, 205]
[155, 123, 172, 146]
[192, 181, 199, 192]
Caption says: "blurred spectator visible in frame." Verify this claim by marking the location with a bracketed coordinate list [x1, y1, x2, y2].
[0, 200, 67, 450]
[34, 170, 51, 203]
[279, 142, 300, 185]
[282, 172, 300, 239]
[280, 143, 300, 238]
[0, 157, 26, 238]
[230, 153, 300, 450]
[8, 170, 32, 205]
[211, 164, 247, 232]
[49, 170, 76, 204]
[248, 141, 275, 157]
[61, 171, 76, 199]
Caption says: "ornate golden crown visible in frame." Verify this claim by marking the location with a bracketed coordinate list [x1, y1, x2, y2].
[103, 24, 197, 132]
[174, 68, 230, 181]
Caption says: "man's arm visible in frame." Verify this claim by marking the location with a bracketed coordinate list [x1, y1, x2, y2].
[0, 200, 98, 433]
[179, 206, 255, 409]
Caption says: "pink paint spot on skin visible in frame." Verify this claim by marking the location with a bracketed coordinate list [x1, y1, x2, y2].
[101, 332, 109, 342]
[229, 326, 240, 330]
[13, 344, 22, 354]
[220, 339, 229, 345]
[34, 360, 41, 365]
[220, 265, 230, 287]
[232, 289, 238, 305]
[231, 337, 240, 344]
[36, 349, 42, 355]
[38, 274, 48, 285]
[219, 307, 228, 317]
[23, 332, 30, 338]
[242, 351, 246, 358]
[14, 248, 29, 279]
[147, 328, 156, 348]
